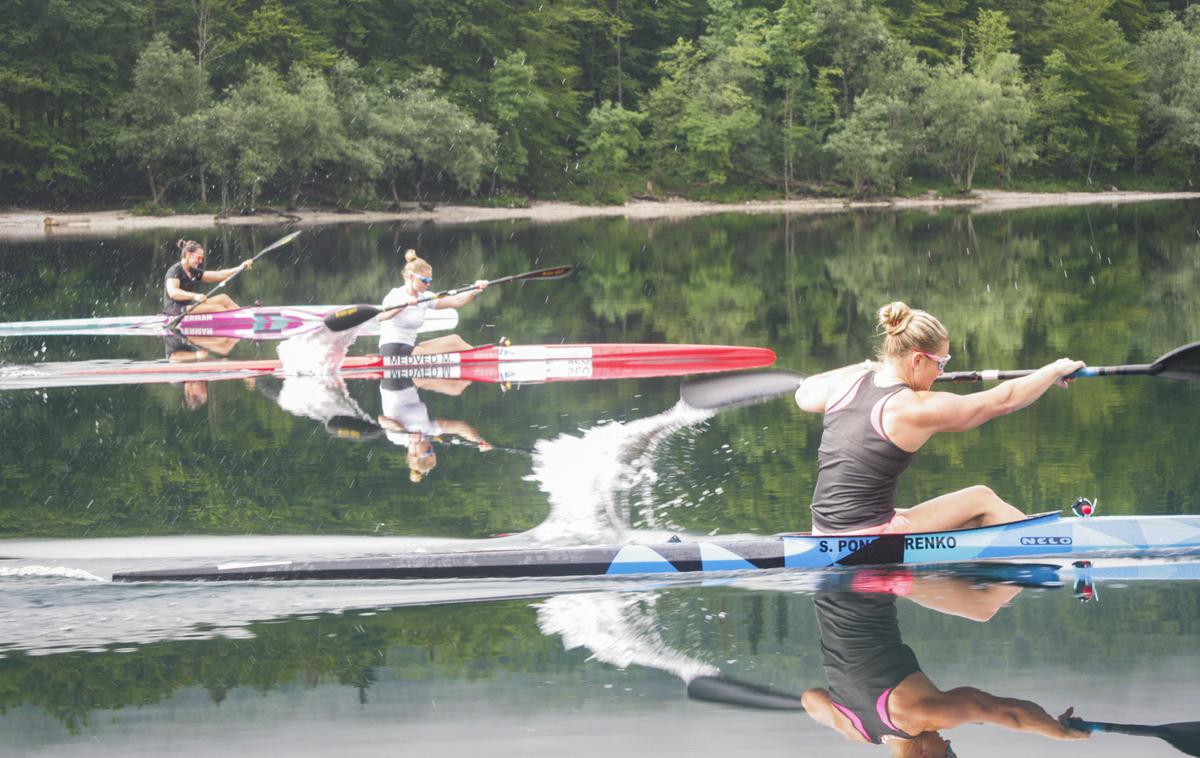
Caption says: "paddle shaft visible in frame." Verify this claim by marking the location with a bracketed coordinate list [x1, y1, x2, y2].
[324, 264, 575, 333]
[1068, 718, 1163, 736]
[168, 231, 302, 328]
[938, 363, 1153, 383]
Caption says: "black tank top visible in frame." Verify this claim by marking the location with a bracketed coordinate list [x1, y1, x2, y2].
[810, 372, 914, 533]
[163, 261, 205, 316]
[816, 592, 920, 744]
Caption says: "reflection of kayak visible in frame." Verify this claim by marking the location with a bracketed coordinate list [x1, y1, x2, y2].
[0, 304, 458, 340]
[112, 511, 1200, 582]
[0, 343, 777, 390]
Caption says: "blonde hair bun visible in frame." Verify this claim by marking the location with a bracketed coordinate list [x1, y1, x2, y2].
[404, 249, 418, 262]
[875, 301, 948, 359]
[877, 301, 914, 336]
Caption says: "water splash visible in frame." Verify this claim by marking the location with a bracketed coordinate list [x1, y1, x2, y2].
[526, 400, 715, 545]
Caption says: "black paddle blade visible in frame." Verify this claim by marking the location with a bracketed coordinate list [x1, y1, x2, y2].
[680, 369, 806, 410]
[324, 415, 384, 441]
[1151, 340, 1200, 381]
[687, 676, 806, 711]
[507, 264, 576, 281]
[323, 304, 379, 333]
[1159, 721, 1200, 756]
[260, 230, 302, 254]
[1070, 718, 1200, 756]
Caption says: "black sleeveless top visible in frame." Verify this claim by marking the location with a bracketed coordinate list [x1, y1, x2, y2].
[163, 261, 205, 316]
[816, 592, 921, 744]
[810, 372, 914, 533]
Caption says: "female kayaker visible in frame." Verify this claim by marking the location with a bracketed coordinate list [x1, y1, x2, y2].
[377, 374, 492, 483]
[801, 582, 1089, 756]
[794, 301, 1084, 535]
[378, 249, 488, 359]
[163, 239, 252, 316]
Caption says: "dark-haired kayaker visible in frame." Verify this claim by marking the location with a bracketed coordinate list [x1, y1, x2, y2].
[163, 238, 253, 316]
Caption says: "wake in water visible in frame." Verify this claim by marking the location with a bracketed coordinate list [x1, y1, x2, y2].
[0, 565, 105, 582]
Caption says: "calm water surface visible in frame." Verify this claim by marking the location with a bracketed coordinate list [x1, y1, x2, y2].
[1, 203, 1199, 756]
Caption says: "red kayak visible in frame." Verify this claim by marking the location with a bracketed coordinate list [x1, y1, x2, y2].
[0, 343, 776, 390]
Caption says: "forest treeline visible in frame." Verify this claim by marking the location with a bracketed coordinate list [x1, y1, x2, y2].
[3, 0, 1200, 209]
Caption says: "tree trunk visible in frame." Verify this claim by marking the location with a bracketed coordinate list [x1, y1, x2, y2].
[148, 166, 162, 205]
[614, 0, 623, 107]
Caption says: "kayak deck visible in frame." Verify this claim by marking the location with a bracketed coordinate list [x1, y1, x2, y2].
[111, 513, 1200, 582]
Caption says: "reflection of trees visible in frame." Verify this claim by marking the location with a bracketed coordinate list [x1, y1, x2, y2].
[2, 203, 1199, 538]
[1, 581, 1196, 734]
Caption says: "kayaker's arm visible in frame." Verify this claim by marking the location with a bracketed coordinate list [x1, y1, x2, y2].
[919, 689, 1090, 740]
[432, 280, 489, 310]
[794, 360, 882, 413]
[899, 358, 1084, 434]
[200, 261, 252, 283]
[165, 276, 202, 304]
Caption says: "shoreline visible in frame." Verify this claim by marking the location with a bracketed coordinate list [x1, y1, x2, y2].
[3, 189, 1198, 241]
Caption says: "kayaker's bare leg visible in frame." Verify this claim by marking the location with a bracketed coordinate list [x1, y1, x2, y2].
[895, 485, 1026, 532]
[413, 334, 473, 355]
[184, 294, 239, 314]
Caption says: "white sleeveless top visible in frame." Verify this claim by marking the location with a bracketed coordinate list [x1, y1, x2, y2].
[379, 384, 442, 445]
[378, 287, 435, 347]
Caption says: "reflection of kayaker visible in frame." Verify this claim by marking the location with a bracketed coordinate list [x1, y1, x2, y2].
[800, 583, 1088, 756]
[378, 375, 491, 483]
[795, 301, 1083, 535]
[378, 249, 488, 360]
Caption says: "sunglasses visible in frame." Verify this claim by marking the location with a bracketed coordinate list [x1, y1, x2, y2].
[413, 274, 433, 284]
[916, 350, 951, 373]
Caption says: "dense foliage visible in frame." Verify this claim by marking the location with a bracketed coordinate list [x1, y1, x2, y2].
[4, 0, 1200, 208]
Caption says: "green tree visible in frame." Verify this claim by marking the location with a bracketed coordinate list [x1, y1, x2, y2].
[922, 12, 1034, 190]
[0, 0, 147, 196]
[369, 70, 498, 204]
[809, 0, 892, 117]
[112, 35, 209, 205]
[765, 0, 820, 196]
[578, 102, 646, 200]
[487, 51, 549, 193]
[1134, 8, 1200, 179]
[881, 0, 972, 64]
[274, 66, 348, 207]
[824, 92, 904, 194]
[643, 1, 769, 189]
[1031, 0, 1143, 182]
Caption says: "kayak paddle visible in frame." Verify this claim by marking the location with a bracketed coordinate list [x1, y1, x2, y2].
[323, 264, 577, 333]
[939, 340, 1200, 383]
[1067, 717, 1200, 756]
[679, 340, 1200, 410]
[168, 230, 302, 329]
[687, 675, 806, 711]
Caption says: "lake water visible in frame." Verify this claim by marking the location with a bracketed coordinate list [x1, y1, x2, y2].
[1, 202, 1199, 756]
